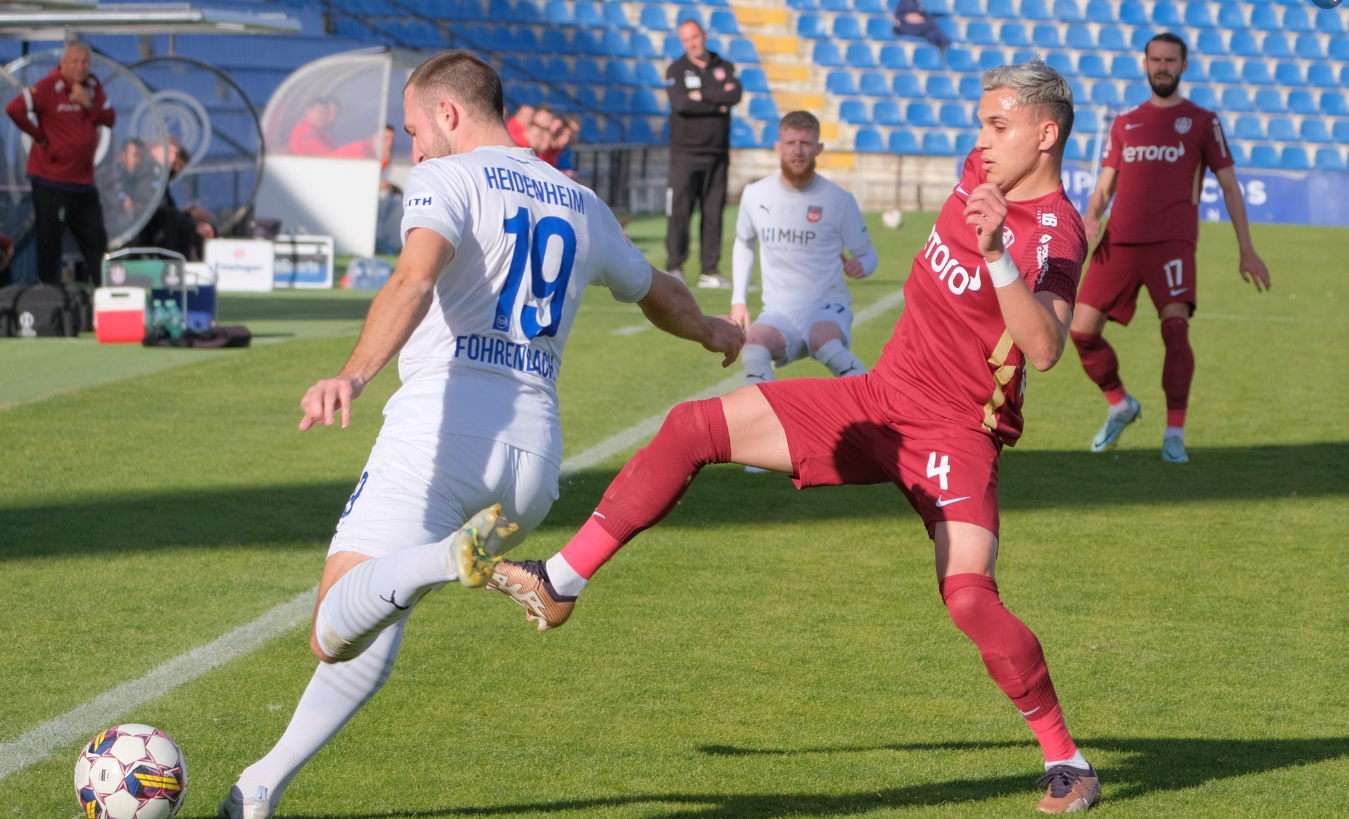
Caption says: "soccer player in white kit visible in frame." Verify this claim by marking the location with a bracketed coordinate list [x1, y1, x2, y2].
[218, 52, 744, 819]
[731, 110, 878, 387]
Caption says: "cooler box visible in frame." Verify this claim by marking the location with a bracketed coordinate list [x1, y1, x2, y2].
[104, 247, 185, 289]
[94, 287, 147, 344]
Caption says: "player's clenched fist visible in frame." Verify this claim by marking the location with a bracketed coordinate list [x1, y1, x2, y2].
[703, 315, 746, 368]
[963, 182, 1010, 258]
[299, 375, 365, 431]
[840, 252, 867, 280]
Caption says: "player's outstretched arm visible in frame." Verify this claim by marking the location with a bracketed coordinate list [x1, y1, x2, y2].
[730, 234, 756, 331]
[964, 183, 1072, 372]
[1213, 166, 1271, 293]
[1082, 166, 1117, 248]
[638, 266, 746, 367]
[298, 228, 454, 431]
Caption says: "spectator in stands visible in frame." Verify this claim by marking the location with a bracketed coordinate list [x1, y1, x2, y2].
[114, 137, 155, 215]
[893, 0, 952, 50]
[376, 124, 403, 254]
[665, 19, 742, 289]
[136, 140, 214, 260]
[5, 39, 114, 285]
[506, 104, 534, 147]
[288, 97, 373, 158]
[555, 117, 579, 180]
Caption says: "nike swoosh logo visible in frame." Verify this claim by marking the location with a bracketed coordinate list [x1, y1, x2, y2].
[380, 591, 411, 611]
[592, 511, 606, 519]
[955, 185, 969, 195]
[1125, 123, 1144, 130]
[1020, 707, 1041, 717]
[1170, 288, 1188, 296]
[935, 496, 970, 508]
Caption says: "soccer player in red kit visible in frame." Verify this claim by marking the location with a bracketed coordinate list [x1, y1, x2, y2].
[1071, 33, 1271, 463]
[473, 60, 1101, 813]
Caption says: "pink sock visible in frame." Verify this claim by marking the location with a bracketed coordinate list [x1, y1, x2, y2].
[558, 518, 622, 579]
[1026, 704, 1078, 763]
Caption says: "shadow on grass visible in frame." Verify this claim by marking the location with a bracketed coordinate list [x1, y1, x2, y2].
[251, 736, 1349, 818]
[3, 442, 1346, 560]
[216, 293, 374, 322]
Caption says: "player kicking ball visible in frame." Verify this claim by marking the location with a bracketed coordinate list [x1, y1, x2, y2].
[217, 52, 742, 819]
[477, 61, 1101, 812]
[1071, 33, 1270, 463]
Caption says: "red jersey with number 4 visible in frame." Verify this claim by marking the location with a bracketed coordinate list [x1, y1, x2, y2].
[1100, 99, 1233, 246]
[871, 151, 1087, 446]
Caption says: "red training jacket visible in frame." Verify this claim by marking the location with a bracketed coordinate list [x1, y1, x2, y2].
[5, 67, 115, 186]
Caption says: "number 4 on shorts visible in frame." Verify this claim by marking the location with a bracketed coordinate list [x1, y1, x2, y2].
[926, 452, 950, 491]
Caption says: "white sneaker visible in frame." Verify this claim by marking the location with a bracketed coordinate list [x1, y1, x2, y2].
[697, 272, 732, 289]
[218, 786, 273, 819]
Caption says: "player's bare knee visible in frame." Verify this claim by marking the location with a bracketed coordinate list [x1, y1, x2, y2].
[309, 629, 337, 663]
[807, 322, 845, 356]
[746, 325, 787, 360]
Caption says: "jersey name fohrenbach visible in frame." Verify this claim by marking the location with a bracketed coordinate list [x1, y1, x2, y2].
[759, 227, 817, 245]
[920, 226, 983, 296]
[1122, 142, 1186, 163]
[452, 333, 559, 380]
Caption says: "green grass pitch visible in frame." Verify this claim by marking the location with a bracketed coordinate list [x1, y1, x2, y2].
[1, 210, 1347, 817]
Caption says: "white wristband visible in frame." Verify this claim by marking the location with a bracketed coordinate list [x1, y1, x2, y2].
[985, 253, 1021, 288]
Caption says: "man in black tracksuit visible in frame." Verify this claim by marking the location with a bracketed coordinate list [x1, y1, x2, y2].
[665, 20, 742, 288]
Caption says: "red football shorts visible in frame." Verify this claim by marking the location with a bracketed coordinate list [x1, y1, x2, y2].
[1077, 236, 1198, 326]
[757, 374, 1001, 538]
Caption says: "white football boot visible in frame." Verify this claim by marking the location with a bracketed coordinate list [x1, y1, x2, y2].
[218, 786, 273, 819]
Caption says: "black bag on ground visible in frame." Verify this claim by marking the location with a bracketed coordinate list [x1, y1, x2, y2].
[63, 283, 92, 333]
[0, 282, 24, 337]
[12, 284, 77, 337]
[142, 324, 251, 348]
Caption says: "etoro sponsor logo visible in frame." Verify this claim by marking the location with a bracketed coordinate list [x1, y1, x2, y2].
[921, 226, 983, 296]
[1122, 142, 1186, 163]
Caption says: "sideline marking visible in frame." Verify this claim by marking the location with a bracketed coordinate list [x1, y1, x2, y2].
[611, 324, 651, 336]
[0, 288, 907, 781]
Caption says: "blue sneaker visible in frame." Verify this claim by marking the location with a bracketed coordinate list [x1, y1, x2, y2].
[1090, 395, 1142, 453]
[1161, 436, 1189, 463]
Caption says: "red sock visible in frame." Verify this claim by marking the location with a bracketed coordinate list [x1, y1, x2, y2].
[1161, 317, 1193, 427]
[558, 398, 732, 577]
[1070, 330, 1127, 406]
[940, 574, 1075, 763]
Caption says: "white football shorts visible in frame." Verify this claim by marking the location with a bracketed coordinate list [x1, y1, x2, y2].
[753, 300, 855, 367]
[328, 432, 560, 561]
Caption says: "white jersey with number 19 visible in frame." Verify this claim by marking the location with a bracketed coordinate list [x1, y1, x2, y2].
[380, 145, 653, 465]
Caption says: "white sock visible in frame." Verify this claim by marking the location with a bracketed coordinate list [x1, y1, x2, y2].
[545, 553, 587, 597]
[742, 343, 774, 385]
[1046, 749, 1091, 771]
[1108, 394, 1133, 415]
[1164, 426, 1185, 441]
[813, 338, 867, 378]
[313, 542, 451, 660]
[232, 620, 405, 809]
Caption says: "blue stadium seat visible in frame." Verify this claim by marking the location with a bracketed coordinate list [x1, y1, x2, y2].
[1129, 28, 1154, 50]
[748, 96, 779, 120]
[1075, 108, 1099, 134]
[1184, 2, 1213, 28]
[1241, 62, 1273, 85]
[1320, 91, 1348, 116]
[907, 102, 937, 126]
[515, 29, 541, 52]
[759, 121, 778, 146]
[787, 0, 818, 8]
[544, 0, 574, 25]
[1068, 78, 1088, 103]
[601, 88, 628, 113]
[813, 41, 843, 66]
[1064, 137, 1085, 161]
[846, 43, 877, 67]
[1032, 25, 1060, 48]
[1084, 0, 1112, 22]
[893, 73, 923, 97]
[1228, 143, 1247, 167]
[1307, 64, 1336, 88]
[1250, 5, 1280, 31]
[675, 9, 704, 29]
[1096, 27, 1126, 51]
[605, 61, 638, 86]
[1228, 32, 1260, 57]
[546, 56, 573, 83]
[1250, 145, 1279, 169]
[1208, 60, 1238, 84]
[541, 28, 571, 54]
[1151, 1, 1181, 27]
[574, 58, 603, 84]
[880, 45, 909, 69]
[1280, 147, 1310, 171]
[1263, 34, 1293, 59]
[860, 71, 890, 96]
[913, 44, 943, 70]
[798, 13, 827, 38]
[866, 17, 898, 40]
[922, 132, 954, 155]
[1118, 0, 1147, 25]
[874, 100, 904, 125]
[1266, 117, 1296, 140]
[1123, 84, 1150, 106]
[940, 102, 971, 127]
[515, 0, 543, 21]
[603, 30, 634, 58]
[631, 89, 664, 114]
[632, 33, 659, 59]
[639, 6, 669, 31]
[573, 29, 603, 55]
[629, 118, 658, 145]
[977, 48, 1005, 71]
[821, 0, 850, 10]
[855, 128, 885, 152]
[1078, 54, 1107, 78]
[827, 70, 857, 95]
[1021, 0, 1050, 21]
[709, 10, 740, 35]
[1110, 56, 1141, 80]
[965, 22, 996, 46]
[1217, 4, 1246, 29]
[946, 48, 977, 73]
[890, 129, 919, 153]
[1046, 52, 1075, 78]
[1316, 8, 1345, 34]
[1222, 88, 1252, 112]
[636, 61, 663, 87]
[1275, 63, 1305, 87]
[1090, 82, 1121, 107]
[605, 2, 632, 28]
[927, 75, 957, 99]
[855, 0, 887, 13]
[1065, 24, 1093, 49]
[999, 23, 1029, 48]
[840, 100, 871, 124]
[956, 132, 979, 156]
[1284, 0, 1311, 24]
[1300, 120, 1330, 143]
[740, 67, 770, 93]
[1053, 0, 1082, 22]
[1012, 49, 1037, 64]
[833, 17, 864, 39]
[1186, 59, 1208, 82]
[1335, 121, 1349, 143]
[1233, 116, 1263, 140]
[1295, 34, 1324, 59]
[1314, 148, 1347, 172]
[954, 0, 982, 16]
[729, 39, 759, 63]
[1188, 85, 1218, 110]
[959, 76, 983, 100]
[576, 87, 602, 112]
[576, 2, 605, 27]
[986, 0, 1014, 17]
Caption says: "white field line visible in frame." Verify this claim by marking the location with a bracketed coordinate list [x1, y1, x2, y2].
[0, 287, 907, 781]
[610, 324, 651, 336]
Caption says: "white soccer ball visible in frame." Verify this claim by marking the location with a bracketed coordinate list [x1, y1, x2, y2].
[74, 724, 188, 819]
[882, 208, 904, 229]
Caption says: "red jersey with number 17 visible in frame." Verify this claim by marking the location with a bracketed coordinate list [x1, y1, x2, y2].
[1100, 99, 1233, 246]
[871, 151, 1087, 446]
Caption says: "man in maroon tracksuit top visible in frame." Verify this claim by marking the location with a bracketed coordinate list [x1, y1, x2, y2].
[5, 41, 115, 285]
